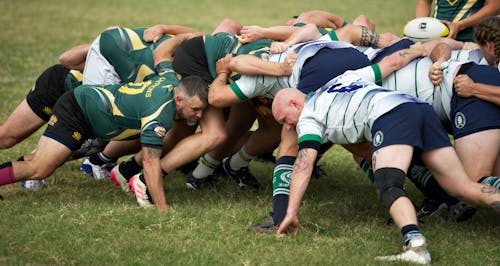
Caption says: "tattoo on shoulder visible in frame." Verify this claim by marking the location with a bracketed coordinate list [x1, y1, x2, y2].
[146, 147, 162, 158]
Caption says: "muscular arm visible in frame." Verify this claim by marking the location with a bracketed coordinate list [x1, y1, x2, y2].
[153, 34, 194, 66]
[58, 44, 91, 71]
[144, 24, 200, 43]
[208, 55, 241, 107]
[141, 146, 168, 212]
[208, 72, 240, 107]
[414, 0, 433, 18]
[451, 0, 500, 37]
[277, 147, 318, 236]
[454, 75, 500, 106]
[239, 25, 296, 44]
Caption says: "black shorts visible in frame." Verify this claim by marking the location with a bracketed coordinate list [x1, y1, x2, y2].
[43, 91, 93, 151]
[26, 64, 70, 121]
[172, 36, 212, 84]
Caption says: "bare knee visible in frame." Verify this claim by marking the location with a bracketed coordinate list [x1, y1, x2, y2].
[203, 126, 227, 150]
[0, 133, 21, 149]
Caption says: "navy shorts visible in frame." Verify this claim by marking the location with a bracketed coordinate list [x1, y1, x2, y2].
[371, 103, 452, 153]
[371, 38, 414, 64]
[26, 64, 70, 121]
[451, 63, 500, 139]
[297, 47, 371, 93]
[43, 91, 93, 151]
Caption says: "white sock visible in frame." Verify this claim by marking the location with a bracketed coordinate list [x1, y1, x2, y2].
[229, 148, 256, 170]
[192, 154, 220, 179]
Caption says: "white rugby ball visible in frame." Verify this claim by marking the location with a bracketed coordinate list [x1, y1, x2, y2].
[403, 17, 449, 42]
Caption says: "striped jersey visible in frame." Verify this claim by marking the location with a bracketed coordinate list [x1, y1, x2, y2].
[296, 72, 424, 146]
[229, 40, 354, 101]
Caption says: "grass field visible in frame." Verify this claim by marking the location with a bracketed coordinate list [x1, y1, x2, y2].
[0, 0, 498, 265]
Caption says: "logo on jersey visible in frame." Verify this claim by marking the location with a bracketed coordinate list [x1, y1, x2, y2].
[454, 112, 466, 129]
[48, 115, 58, 126]
[72, 131, 82, 141]
[373, 130, 384, 147]
[153, 125, 167, 138]
[447, 0, 458, 6]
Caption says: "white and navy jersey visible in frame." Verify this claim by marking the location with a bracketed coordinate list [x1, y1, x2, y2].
[450, 49, 487, 65]
[229, 40, 353, 101]
[344, 57, 472, 123]
[296, 73, 424, 145]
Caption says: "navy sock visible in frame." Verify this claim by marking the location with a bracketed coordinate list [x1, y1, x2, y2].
[401, 224, 423, 246]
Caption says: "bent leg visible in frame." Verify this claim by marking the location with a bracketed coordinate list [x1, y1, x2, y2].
[12, 136, 72, 181]
[453, 129, 500, 181]
[422, 146, 500, 209]
[0, 99, 46, 149]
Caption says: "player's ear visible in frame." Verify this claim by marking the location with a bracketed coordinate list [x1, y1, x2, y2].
[174, 94, 184, 106]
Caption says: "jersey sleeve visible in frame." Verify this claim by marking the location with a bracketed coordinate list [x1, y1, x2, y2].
[140, 120, 167, 148]
[229, 75, 266, 101]
[296, 107, 326, 150]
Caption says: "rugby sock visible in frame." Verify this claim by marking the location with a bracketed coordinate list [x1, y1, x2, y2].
[401, 224, 423, 246]
[272, 156, 295, 225]
[408, 164, 459, 206]
[88, 152, 115, 166]
[0, 162, 16, 186]
[358, 159, 374, 183]
[119, 157, 143, 181]
[229, 147, 256, 170]
[192, 154, 220, 179]
[478, 176, 500, 189]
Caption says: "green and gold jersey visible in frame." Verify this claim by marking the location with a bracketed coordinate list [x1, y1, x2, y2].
[73, 62, 179, 147]
[433, 0, 485, 42]
[64, 70, 83, 92]
[99, 27, 174, 83]
[204, 32, 240, 79]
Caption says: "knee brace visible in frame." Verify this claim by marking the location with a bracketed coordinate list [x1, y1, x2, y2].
[374, 167, 407, 208]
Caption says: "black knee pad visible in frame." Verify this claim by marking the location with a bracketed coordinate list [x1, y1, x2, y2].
[374, 167, 407, 208]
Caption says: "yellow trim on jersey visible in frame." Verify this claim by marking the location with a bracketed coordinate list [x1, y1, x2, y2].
[135, 65, 156, 83]
[140, 99, 173, 128]
[69, 70, 83, 82]
[453, 0, 477, 22]
[97, 88, 125, 116]
[110, 129, 141, 140]
[123, 28, 147, 50]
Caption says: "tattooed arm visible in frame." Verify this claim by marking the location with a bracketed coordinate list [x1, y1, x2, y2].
[277, 147, 318, 236]
[142, 146, 168, 212]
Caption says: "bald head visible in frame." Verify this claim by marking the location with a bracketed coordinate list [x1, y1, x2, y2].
[272, 88, 306, 126]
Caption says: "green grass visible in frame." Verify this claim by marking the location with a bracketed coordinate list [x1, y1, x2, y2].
[0, 0, 498, 265]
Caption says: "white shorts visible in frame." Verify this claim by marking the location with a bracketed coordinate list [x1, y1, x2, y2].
[82, 35, 121, 85]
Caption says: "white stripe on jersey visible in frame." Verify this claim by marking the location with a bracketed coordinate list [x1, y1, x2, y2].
[450, 49, 487, 65]
[233, 40, 353, 99]
[296, 73, 422, 144]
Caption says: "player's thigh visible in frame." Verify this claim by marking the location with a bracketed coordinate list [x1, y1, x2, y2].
[0, 99, 45, 140]
[371, 144, 413, 172]
[454, 129, 500, 181]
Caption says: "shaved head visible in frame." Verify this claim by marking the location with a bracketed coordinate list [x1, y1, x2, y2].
[272, 88, 306, 127]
